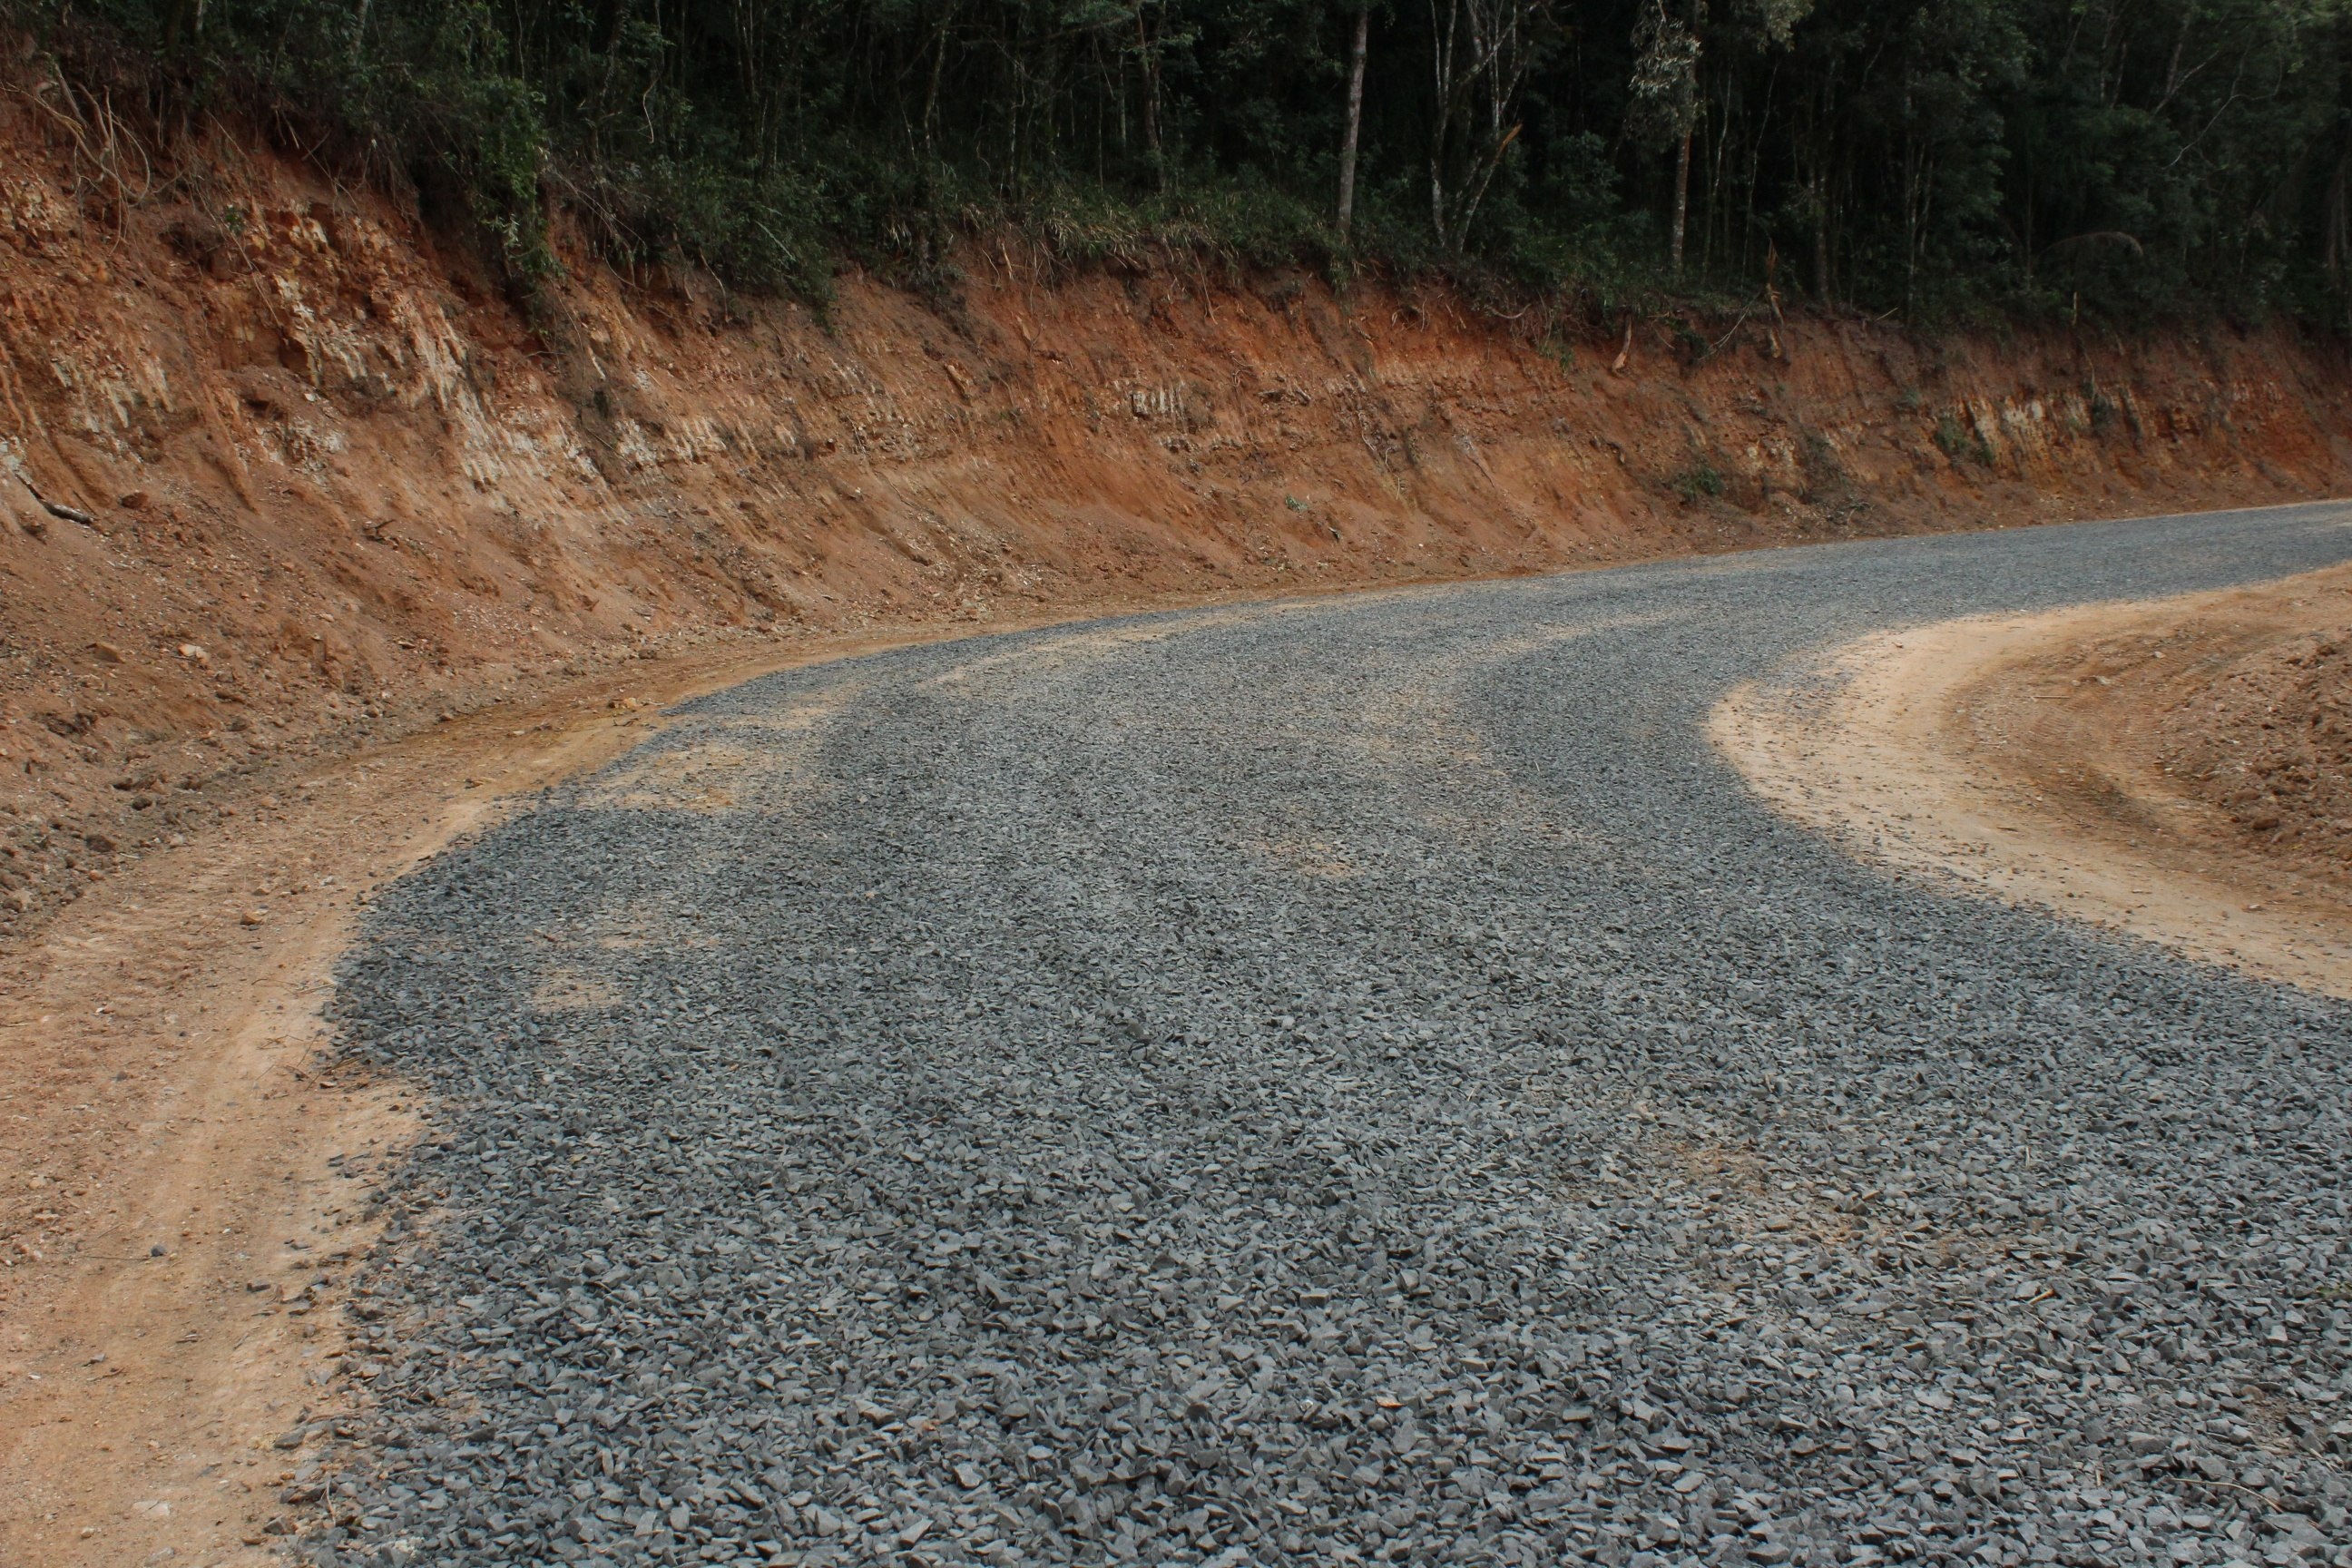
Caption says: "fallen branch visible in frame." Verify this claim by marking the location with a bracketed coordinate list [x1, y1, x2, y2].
[20, 474, 95, 526]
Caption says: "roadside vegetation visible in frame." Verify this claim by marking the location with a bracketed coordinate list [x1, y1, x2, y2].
[15, 0, 2352, 323]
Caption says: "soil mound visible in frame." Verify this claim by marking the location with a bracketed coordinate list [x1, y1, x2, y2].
[1715, 559, 2352, 998]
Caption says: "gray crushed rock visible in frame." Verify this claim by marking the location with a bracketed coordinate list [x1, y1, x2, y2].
[314, 507, 2352, 1567]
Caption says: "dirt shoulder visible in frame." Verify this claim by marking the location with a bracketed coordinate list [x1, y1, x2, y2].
[1713, 562, 2352, 997]
[0, 595, 1246, 1568]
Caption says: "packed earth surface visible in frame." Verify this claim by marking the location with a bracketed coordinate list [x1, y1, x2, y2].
[1989, 568, 2352, 886]
[321, 507, 2352, 1568]
[1709, 563, 2352, 1005]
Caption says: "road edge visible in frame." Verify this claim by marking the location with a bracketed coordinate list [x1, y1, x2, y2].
[1709, 574, 2352, 1000]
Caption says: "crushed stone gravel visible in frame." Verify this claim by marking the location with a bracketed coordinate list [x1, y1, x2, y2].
[316, 507, 2352, 1568]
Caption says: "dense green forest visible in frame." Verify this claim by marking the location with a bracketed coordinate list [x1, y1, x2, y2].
[22, 0, 2352, 322]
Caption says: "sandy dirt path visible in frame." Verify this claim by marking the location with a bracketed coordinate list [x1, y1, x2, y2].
[1713, 564, 2352, 999]
[0, 595, 1261, 1568]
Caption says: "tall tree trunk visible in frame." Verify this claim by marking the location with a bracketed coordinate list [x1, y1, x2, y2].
[1670, 127, 1691, 277]
[922, 5, 955, 155]
[1337, 5, 1370, 241]
[1426, 0, 1459, 249]
[1667, 0, 1699, 278]
[1137, 5, 1165, 190]
[1811, 169, 1830, 303]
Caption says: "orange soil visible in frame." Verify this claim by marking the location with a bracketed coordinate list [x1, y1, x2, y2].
[1714, 564, 2352, 999]
[5, 86, 2352, 952]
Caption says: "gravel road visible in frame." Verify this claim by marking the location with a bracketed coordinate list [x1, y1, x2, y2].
[320, 507, 2352, 1568]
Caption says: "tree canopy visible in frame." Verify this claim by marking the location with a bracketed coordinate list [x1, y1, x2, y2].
[26, 0, 2352, 323]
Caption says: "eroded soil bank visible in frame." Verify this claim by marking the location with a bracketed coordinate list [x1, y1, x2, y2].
[1715, 558, 2352, 998]
[6, 83, 2352, 951]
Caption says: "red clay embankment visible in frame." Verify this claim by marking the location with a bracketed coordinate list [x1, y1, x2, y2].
[3, 99, 2349, 945]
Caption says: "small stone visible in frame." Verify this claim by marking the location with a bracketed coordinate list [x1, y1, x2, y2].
[241, 909, 268, 926]
[90, 642, 123, 664]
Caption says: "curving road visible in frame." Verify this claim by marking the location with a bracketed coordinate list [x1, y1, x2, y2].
[327, 506, 2352, 1568]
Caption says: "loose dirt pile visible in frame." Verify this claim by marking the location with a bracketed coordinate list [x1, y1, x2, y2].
[1715, 554, 2352, 997]
[1949, 562, 2352, 900]
[2094, 571, 2352, 877]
